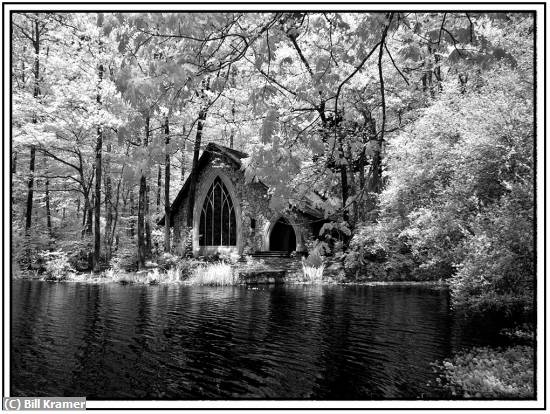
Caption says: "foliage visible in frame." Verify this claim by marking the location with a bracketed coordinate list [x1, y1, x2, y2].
[450, 180, 534, 316]
[156, 252, 181, 270]
[110, 239, 138, 272]
[369, 64, 533, 308]
[10, 12, 534, 309]
[302, 248, 324, 268]
[301, 264, 325, 283]
[433, 346, 534, 399]
[39, 250, 75, 281]
[187, 262, 235, 286]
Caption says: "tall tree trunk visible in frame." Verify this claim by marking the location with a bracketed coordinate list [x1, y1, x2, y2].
[43, 157, 52, 235]
[82, 188, 93, 236]
[138, 175, 147, 268]
[186, 109, 206, 227]
[25, 19, 40, 234]
[93, 63, 104, 272]
[156, 165, 161, 214]
[345, 142, 357, 227]
[137, 116, 150, 269]
[164, 116, 171, 252]
[145, 186, 152, 258]
[108, 173, 123, 260]
[181, 125, 186, 182]
[25, 146, 36, 233]
[129, 188, 135, 238]
[229, 104, 235, 148]
[87, 194, 94, 236]
[359, 111, 376, 222]
[103, 143, 113, 261]
[45, 176, 52, 234]
[338, 137, 350, 228]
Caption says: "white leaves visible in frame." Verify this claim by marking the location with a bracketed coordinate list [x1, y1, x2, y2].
[260, 108, 279, 144]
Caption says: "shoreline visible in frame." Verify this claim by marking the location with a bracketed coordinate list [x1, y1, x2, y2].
[12, 272, 448, 287]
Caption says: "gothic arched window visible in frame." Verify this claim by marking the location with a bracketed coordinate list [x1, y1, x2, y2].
[199, 177, 237, 246]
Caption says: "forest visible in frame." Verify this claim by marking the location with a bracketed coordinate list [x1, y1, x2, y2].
[11, 12, 534, 317]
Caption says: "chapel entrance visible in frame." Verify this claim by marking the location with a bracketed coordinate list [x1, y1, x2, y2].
[269, 218, 296, 253]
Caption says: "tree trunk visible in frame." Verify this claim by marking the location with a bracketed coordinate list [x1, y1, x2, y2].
[25, 19, 40, 234]
[45, 176, 52, 234]
[181, 125, 186, 182]
[93, 63, 104, 272]
[164, 116, 171, 252]
[145, 185, 152, 258]
[156, 165, 161, 214]
[345, 142, 357, 227]
[25, 146, 36, 233]
[137, 116, 150, 269]
[43, 157, 52, 235]
[103, 143, 113, 261]
[186, 109, 206, 227]
[357, 112, 376, 222]
[339, 139, 350, 228]
[229, 104, 235, 148]
[87, 193, 94, 237]
[129, 188, 135, 238]
[83, 191, 93, 236]
[138, 174, 147, 269]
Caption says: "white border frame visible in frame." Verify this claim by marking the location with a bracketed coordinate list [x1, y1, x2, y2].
[3, 2, 545, 411]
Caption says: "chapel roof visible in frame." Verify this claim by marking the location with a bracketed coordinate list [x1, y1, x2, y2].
[158, 142, 324, 226]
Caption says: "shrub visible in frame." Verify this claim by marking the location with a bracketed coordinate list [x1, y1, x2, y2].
[218, 252, 241, 264]
[110, 240, 138, 272]
[301, 264, 325, 283]
[56, 238, 94, 271]
[164, 267, 182, 283]
[12, 227, 53, 272]
[40, 250, 75, 281]
[433, 346, 534, 399]
[187, 262, 235, 286]
[157, 252, 180, 270]
[450, 183, 534, 317]
[146, 268, 160, 285]
[303, 248, 324, 268]
[300, 248, 325, 283]
[175, 257, 203, 280]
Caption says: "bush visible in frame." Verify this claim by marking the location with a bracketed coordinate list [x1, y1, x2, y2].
[303, 248, 324, 268]
[157, 252, 180, 270]
[56, 238, 94, 271]
[175, 257, 203, 280]
[301, 264, 325, 283]
[433, 346, 534, 399]
[39, 250, 75, 281]
[187, 262, 235, 286]
[298, 248, 325, 283]
[110, 240, 138, 272]
[450, 182, 534, 317]
[12, 226, 53, 272]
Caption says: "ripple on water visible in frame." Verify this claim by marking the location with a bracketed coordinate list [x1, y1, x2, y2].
[11, 280, 495, 399]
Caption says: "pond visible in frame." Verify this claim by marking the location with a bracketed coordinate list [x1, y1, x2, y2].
[11, 280, 502, 400]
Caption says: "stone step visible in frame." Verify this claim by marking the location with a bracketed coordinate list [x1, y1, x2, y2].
[252, 251, 291, 258]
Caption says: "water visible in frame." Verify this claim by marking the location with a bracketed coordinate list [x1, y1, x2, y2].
[11, 280, 500, 399]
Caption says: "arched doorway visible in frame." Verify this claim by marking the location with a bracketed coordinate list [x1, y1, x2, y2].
[269, 217, 296, 252]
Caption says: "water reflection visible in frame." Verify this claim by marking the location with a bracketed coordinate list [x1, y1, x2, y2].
[11, 281, 488, 399]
